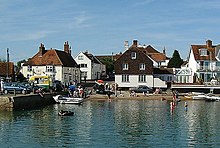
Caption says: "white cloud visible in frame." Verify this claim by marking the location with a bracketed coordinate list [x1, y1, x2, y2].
[0, 30, 57, 41]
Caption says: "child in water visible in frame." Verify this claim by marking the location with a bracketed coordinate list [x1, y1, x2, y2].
[184, 102, 188, 111]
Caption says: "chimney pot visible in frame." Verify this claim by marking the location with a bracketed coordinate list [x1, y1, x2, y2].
[133, 40, 138, 47]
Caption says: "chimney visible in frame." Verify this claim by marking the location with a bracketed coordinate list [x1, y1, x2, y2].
[163, 47, 166, 55]
[39, 43, 45, 57]
[124, 41, 129, 50]
[133, 40, 138, 47]
[206, 40, 212, 48]
[64, 41, 71, 54]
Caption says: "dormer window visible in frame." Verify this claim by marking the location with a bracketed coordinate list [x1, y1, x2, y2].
[131, 52, 136, 59]
[78, 55, 83, 60]
[200, 48, 208, 56]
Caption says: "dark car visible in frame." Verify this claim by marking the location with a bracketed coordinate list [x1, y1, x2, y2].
[3, 82, 31, 94]
[129, 85, 153, 93]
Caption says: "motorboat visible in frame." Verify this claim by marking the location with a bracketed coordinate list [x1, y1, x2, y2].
[184, 92, 206, 100]
[58, 110, 74, 116]
[205, 93, 220, 102]
[53, 95, 84, 104]
[192, 94, 207, 100]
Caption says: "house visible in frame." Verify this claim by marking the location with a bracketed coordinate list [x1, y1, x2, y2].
[114, 40, 167, 89]
[124, 40, 169, 68]
[178, 40, 220, 84]
[20, 41, 80, 86]
[74, 51, 106, 81]
[0, 62, 14, 81]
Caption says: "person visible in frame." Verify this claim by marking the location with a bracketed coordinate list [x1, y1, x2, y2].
[78, 86, 84, 98]
[106, 90, 111, 100]
[68, 82, 75, 96]
[184, 102, 188, 111]
[170, 100, 175, 113]
[130, 91, 137, 97]
[0, 79, 4, 94]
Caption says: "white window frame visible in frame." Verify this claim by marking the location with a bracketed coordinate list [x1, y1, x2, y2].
[122, 74, 129, 82]
[200, 48, 208, 56]
[78, 55, 83, 60]
[138, 75, 146, 82]
[139, 63, 145, 70]
[46, 65, 54, 72]
[131, 52, 136, 59]
[27, 65, 32, 72]
[122, 63, 128, 70]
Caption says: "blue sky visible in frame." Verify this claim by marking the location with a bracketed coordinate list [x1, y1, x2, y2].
[0, 0, 220, 63]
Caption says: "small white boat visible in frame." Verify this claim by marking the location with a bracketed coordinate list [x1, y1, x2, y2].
[192, 94, 207, 100]
[53, 95, 84, 104]
[205, 93, 220, 102]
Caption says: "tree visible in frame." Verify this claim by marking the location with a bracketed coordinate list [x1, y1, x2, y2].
[168, 50, 184, 68]
[17, 59, 27, 68]
[99, 57, 114, 75]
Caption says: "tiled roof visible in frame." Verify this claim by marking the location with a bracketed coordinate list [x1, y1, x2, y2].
[84, 52, 102, 64]
[191, 44, 216, 61]
[132, 45, 168, 62]
[0, 62, 14, 76]
[24, 49, 78, 67]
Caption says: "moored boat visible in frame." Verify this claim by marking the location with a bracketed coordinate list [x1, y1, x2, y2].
[53, 95, 84, 104]
[58, 110, 74, 116]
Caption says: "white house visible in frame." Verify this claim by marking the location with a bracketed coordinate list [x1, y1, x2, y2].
[74, 51, 106, 80]
[20, 42, 80, 86]
[177, 40, 220, 84]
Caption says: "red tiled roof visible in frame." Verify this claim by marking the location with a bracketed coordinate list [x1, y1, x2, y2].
[0, 62, 14, 76]
[24, 49, 78, 67]
[191, 44, 216, 61]
[131, 45, 168, 62]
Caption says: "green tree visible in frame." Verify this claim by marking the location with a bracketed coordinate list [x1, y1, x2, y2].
[168, 50, 184, 68]
[99, 57, 114, 75]
[17, 59, 26, 68]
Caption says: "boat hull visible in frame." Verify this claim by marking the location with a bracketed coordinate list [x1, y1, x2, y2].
[53, 95, 84, 104]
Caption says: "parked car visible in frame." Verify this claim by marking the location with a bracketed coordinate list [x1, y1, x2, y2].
[129, 85, 153, 93]
[3, 82, 31, 94]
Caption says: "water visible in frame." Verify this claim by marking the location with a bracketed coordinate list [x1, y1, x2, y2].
[0, 99, 220, 148]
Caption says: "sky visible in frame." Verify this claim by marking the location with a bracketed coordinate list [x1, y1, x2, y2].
[0, 0, 220, 63]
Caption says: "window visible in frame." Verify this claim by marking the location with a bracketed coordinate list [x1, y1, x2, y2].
[200, 48, 208, 56]
[80, 64, 87, 68]
[122, 63, 128, 70]
[78, 55, 83, 60]
[131, 52, 136, 59]
[46, 65, 54, 72]
[122, 75, 129, 82]
[27, 65, 32, 72]
[139, 63, 145, 70]
[81, 71, 87, 77]
[138, 75, 146, 82]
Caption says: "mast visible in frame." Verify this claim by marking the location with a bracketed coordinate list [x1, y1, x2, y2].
[6, 48, 9, 82]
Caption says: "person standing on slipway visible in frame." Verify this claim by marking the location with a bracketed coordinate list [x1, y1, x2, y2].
[0, 79, 4, 94]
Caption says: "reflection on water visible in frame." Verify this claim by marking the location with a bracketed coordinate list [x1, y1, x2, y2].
[0, 100, 220, 147]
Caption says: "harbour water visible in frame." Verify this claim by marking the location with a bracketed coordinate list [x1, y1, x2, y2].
[0, 99, 220, 147]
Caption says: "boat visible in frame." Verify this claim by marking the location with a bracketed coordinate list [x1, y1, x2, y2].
[192, 94, 207, 100]
[58, 110, 74, 116]
[205, 93, 220, 102]
[53, 95, 84, 104]
[184, 92, 206, 100]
